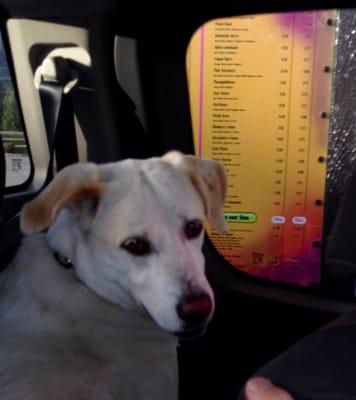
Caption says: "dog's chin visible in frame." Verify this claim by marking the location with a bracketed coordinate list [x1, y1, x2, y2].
[174, 324, 207, 340]
[138, 303, 208, 339]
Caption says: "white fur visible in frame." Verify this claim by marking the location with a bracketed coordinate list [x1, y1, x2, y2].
[0, 155, 220, 399]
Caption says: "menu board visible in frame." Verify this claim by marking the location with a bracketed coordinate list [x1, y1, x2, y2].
[187, 11, 337, 286]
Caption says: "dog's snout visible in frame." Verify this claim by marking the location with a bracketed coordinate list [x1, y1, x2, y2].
[176, 293, 213, 324]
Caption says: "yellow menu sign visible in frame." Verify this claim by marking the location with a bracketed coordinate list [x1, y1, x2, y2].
[187, 11, 337, 286]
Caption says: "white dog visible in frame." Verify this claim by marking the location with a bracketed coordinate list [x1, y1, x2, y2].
[0, 151, 227, 400]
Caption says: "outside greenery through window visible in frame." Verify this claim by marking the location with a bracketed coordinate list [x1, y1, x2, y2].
[0, 32, 30, 187]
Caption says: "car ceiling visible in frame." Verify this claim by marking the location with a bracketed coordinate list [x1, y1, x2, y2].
[0, 1, 355, 41]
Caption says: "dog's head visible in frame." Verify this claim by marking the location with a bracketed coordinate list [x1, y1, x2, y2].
[21, 151, 227, 337]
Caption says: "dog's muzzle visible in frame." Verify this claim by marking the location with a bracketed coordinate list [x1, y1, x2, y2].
[175, 293, 213, 339]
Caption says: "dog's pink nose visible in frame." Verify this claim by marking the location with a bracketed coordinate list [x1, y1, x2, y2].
[176, 293, 213, 324]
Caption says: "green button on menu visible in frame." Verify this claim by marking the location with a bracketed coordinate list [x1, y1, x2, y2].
[224, 212, 257, 223]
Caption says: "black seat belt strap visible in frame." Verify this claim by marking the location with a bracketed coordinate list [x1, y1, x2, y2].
[36, 56, 79, 184]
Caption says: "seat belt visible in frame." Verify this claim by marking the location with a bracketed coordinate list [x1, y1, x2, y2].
[35, 55, 79, 184]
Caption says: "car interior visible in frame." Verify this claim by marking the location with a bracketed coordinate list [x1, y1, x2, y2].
[1, 0, 356, 399]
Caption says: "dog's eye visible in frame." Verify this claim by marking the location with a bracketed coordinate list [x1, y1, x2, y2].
[121, 237, 152, 256]
[184, 219, 203, 239]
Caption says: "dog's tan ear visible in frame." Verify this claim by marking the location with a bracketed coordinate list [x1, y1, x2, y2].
[21, 163, 101, 235]
[163, 151, 228, 232]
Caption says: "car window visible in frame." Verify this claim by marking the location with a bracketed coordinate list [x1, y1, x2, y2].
[0, 29, 31, 189]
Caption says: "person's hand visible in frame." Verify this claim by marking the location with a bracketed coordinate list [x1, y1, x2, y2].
[245, 377, 294, 400]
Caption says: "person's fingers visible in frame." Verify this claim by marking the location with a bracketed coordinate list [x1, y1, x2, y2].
[245, 377, 294, 400]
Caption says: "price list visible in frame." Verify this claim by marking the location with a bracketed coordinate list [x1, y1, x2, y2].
[187, 11, 336, 286]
